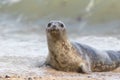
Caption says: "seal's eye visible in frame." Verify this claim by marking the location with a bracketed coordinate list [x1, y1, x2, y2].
[60, 24, 64, 28]
[47, 23, 51, 27]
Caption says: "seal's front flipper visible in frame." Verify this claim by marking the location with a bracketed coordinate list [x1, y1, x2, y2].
[79, 63, 92, 74]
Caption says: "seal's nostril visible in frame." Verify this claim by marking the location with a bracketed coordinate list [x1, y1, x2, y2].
[52, 25, 56, 28]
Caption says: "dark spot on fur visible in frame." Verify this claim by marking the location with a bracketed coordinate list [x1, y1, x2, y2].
[62, 42, 69, 50]
[5, 75, 10, 78]
[64, 45, 69, 50]
[60, 54, 64, 57]
[61, 61, 67, 64]
[50, 50, 59, 64]
[28, 77, 32, 80]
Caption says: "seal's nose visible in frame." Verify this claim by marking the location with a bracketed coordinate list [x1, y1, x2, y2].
[52, 25, 56, 28]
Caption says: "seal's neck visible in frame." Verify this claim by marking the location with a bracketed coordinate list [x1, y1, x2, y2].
[47, 35, 72, 53]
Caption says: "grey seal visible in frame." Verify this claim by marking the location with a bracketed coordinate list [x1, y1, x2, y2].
[46, 20, 120, 73]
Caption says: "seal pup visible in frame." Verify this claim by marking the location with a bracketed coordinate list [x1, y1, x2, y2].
[46, 20, 120, 73]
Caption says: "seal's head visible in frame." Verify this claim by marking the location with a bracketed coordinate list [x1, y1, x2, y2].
[46, 20, 67, 41]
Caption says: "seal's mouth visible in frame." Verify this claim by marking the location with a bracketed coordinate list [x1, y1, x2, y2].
[51, 29, 59, 33]
[47, 28, 60, 34]
[51, 30, 57, 34]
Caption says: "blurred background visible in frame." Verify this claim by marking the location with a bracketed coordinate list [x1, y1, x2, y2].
[0, 0, 120, 57]
[0, 0, 120, 37]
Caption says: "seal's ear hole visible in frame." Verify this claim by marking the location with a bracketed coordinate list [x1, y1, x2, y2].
[47, 23, 51, 27]
[60, 23, 64, 28]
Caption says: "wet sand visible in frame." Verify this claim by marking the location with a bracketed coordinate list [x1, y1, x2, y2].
[0, 66, 120, 80]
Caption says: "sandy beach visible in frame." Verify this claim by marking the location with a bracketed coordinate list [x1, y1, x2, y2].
[0, 66, 120, 80]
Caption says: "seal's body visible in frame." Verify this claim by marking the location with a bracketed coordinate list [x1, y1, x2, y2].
[46, 20, 120, 73]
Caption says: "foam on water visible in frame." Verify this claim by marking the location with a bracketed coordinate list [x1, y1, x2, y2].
[0, 0, 21, 5]
[0, 34, 47, 75]
[75, 36, 120, 50]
